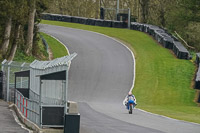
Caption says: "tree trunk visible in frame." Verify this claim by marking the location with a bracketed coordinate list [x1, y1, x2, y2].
[159, 0, 166, 27]
[25, 0, 36, 55]
[139, 0, 149, 23]
[8, 24, 21, 61]
[0, 17, 12, 56]
[95, 0, 100, 19]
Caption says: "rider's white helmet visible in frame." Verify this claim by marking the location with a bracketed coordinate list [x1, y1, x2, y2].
[128, 92, 132, 95]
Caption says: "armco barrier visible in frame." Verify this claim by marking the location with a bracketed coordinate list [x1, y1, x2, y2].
[173, 41, 190, 59]
[130, 21, 190, 59]
[154, 29, 166, 42]
[85, 18, 96, 25]
[63, 15, 72, 22]
[71, 16, 79, 23]
[195, 53, 200, 90]
[95, 19, 104, 26]
[148, 25, 161, 36]
[79, 17, 87, 24]
[144, 24, 152, 33]
[159, 33, 174, 49]
[52, 14, 63, 21]
[196, 53, 200, 66]
[112, 21, 124, 28]
[41, 13, 191, 60]
[103, 20, 112, 27]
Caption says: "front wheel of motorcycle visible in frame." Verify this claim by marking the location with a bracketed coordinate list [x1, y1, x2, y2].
[129, 105, 132, 114]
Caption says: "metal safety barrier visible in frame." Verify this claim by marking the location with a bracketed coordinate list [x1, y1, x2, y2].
[15, 90, 40, 126]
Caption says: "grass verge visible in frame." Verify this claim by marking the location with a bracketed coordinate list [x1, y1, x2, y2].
[41, 20, 200, 124]
[13, 32, 68, 63]
[40, 32, 68, 58]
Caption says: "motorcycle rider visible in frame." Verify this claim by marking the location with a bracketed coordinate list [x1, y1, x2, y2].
[124, 92, 137, 110]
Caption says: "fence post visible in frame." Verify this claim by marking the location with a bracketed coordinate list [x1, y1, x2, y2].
[6, 61, 12, 102]
[20, 95, 21, 111]
[116, 0, 119, 19]
[26, 99, 28, 118]
[15, 91, 18, 107]
[128, 8, 131, 29]
[16, 92, 18, 106]
[20, 62, 26, 88]
[23, 97, 24, 114]
[39, 77, 42, 127]
[1, 60, 7, 71]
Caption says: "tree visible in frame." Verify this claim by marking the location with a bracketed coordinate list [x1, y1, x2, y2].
[8, 24, 21, 61]
[25, 0, 36, 55]
[139, 0, 150, 23]
[178, 0, 200, 50]
[95, 0, 100, 19]
[0, 0, 48, 61]
[1, 17, 12, 56]
[179, 0, 200, 23]
[0, 0, 14, 56]
[8, 0, 28, 61]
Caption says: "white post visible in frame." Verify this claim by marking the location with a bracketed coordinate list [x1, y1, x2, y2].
[117, 0, 119, 13]
[39, 77, 42, 127]
[1, 59, 7, 71]
[7, 61, 12, 102]
[128, 8, 131, 29]
[20, 62, 26, 88]
[64, 68, 69, 114]
[116, 0, 119, 20]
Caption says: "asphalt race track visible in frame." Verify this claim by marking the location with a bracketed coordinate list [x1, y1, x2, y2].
[40, 24, 200, 133]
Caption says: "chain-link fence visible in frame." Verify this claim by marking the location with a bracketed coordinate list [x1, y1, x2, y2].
[1, 53, 77, 127]
[1, 60, 30, 102]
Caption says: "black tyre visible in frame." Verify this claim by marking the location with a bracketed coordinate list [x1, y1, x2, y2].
[129, 105, 132, 114]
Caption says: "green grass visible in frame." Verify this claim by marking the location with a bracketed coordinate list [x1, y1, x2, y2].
[41, 20, 200, 124]
[13, 32, 68, 63]
[40, 32, 68, 58]
[14, 34, 48, 62]
[14, 49, 36, 62]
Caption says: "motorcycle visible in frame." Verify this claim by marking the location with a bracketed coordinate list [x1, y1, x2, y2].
[127, 99, 135, 114]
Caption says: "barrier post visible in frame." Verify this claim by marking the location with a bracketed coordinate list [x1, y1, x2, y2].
[23, 98, 24, 114]
[26, 99, 28, 118]
[20, 95, 21, 111]
[17, 93, 18, 106]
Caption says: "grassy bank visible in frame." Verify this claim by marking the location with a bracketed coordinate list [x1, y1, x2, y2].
[13, 32, 68, 63]
[41, 20, 200, 124]
[40, 32, 68, 58]
[13, 34, 48, 62]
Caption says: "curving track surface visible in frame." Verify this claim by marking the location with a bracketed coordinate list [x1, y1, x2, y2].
[40, 24, 200, 133]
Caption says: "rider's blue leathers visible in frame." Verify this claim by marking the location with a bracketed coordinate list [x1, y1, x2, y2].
[126, 95, 136, 109]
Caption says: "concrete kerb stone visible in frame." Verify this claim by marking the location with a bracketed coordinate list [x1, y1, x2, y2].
[9, 104, 41, 133]
[9, 104, 63, 133]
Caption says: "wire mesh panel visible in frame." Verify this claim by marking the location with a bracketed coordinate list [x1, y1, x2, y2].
[1, 60, 30, 102]
[41, 80, 65, 105]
